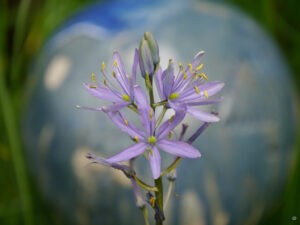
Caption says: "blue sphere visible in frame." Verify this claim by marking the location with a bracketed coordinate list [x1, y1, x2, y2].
[23, 0, 297, 224]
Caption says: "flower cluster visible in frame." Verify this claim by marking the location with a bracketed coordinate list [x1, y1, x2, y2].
[78, 31, 224, 224]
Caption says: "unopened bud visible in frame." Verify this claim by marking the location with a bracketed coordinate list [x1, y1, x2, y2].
[139, 37, 154, 78]
[144, 31, 159, 65]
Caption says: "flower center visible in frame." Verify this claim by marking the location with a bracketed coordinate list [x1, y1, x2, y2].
[148, 136, 156, 144]
[168, 92, 179, 100]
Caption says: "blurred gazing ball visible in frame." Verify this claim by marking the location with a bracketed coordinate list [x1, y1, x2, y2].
[23, 0, 297, 224]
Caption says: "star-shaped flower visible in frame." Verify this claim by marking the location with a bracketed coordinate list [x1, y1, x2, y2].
[154, 51, 224, 122]
[96, 85, 200, 179]
[79, 50, 139, 112]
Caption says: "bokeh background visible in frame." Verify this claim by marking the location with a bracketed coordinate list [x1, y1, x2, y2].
[0, 0, 299, 225]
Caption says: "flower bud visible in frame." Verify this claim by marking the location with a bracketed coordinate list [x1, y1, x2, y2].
[139, 37, 154, 78]
[144, 31, 159, 65]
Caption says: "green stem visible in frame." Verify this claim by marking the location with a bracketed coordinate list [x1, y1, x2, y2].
[155, 106, 167, 129]
[152, 100, 168, 108]
[141, 207, 150, 225]
[154, 177, 164, 225]
[164, 180, 175, 211]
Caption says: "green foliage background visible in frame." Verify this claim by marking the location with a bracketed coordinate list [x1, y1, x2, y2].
[0, 0, 299, 224]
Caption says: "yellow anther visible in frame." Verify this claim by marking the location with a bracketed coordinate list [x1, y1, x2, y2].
[149, 109, 153, 121]
[168, 132, 172, 140]
[169, 115, 175, 124]
[148, 136, 156, 144]
[204, 90, 208, 99]
[199, 73, 208, 80]
[188, 63, 192, 72]
[102, 61, 105, 71]
[88, 85, 97, 88]
[195, 64, 203, 71]
[112, 71, 116, 78]
[103, 78, 107, 86]
[194, 85, 200, 95]
[150, 197, 156, 207]
[147, 147, 153, 156]
[122, 94, 130, 102]
[124, 120, 128, 126]
[91, 73, 95, 82]
[169, 92, 179, 100]
[179, 62, 183, 71]
[114, 60, 118, 68]
[184, 72, 187, 80]
[134, 136, 139, 143]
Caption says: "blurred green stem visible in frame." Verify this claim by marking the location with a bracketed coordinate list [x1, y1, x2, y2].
[154, 177, 164, 225]
[0, 3, 33, 225]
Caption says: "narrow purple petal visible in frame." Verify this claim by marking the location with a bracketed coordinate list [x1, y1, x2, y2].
[187, 122, 210, 144]
[149, 146, 161, 179]
[154, 67, 166, 100]
[107, 142, 147, 163]
[107, 111, 145, 139]
[187, 97, 224, 106]
[86, 153, 135, 175]
[173, 51, 205, 91]
[187, 106, 220, 122]
[163, 61, 175, 98]
[157, 140, 201, 158]
[156, 110, 186, 139]
[113, 51, 131, 95]
[76, 105, 102, 111]
[102, 102, 129, 112]
[168, 100, 187, 112]
[177, 82, 225, 103]
[84, 83, 122, 102]
[133, 85, 155, 135]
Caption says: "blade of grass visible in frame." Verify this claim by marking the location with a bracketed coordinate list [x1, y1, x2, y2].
[0, 3, 33, 225]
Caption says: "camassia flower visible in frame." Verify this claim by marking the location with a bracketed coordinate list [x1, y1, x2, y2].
[79, 50, 139, 112]
[96, 85, 200, 179]
[154, 51, 224, 122]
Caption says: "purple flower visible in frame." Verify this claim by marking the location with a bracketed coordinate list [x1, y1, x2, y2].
[79, 50, 139, 112]
[154, 51, 224, 122]
[100, 85, 200, 179]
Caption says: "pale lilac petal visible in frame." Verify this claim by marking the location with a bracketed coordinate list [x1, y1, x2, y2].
[187, 106, 220, 122]
[154, 67, 166, 100]
[187, 96, 224, 106]
[132, 48, 139, 86]
[149, 146, 161, 179]
[134, 85, 154, 135]
[84, 83, 122, 102]
[168, 100, 186, 112]
[102, 102, 129, 112]
[157, 140, 201, 158]
[177, 82, 225, 103]
[113, 51, 131, 95]
[107, 142, 147, 163]
[156, 110, 186, 139]
[163, 61, 175, 97]
[76, 105, 102, 111]
[86, 153, 134, 177]
[107, 111, 145, 139]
